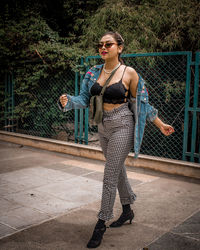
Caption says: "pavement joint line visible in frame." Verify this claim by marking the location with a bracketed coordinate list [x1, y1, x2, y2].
[20, 204, 53, 217]
[0, 221, 17, 230]
[132, 177, 160, 187]
[0, 199, 101, 241]
[133, 221, 168, 232]
[0, 169, 100, 191]
[138, 227, 169, 250]
[133, 220, 167, 250]
[61, 159, 160, 183]
[171, 207, 200, 231]
[1, 197, 26, 209]
[0, 199, 53, 218]
[17, 186, 101, 205]
[2, 186, 101, 210]
[54, 164, 98, 178]
[1, 169, 102, 210]
[171, 232, 200, 242]
[0, 154, 35, 162]
[79, 170, 101, 178]
[138, 207, 200, 249]
[79, 167, 153, 184]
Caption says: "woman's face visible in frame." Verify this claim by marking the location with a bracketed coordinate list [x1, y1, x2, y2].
[98, 35, 123, 61]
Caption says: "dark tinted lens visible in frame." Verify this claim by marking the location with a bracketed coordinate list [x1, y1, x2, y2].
[97, 43, 103, 49]
[97, 43, 114, 49]
[105, 43, 113, 48]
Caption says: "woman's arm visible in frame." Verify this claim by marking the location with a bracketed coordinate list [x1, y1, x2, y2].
[58, 72, 91, 111]
[128, 67, 139, 97]
[128, 68, 175, 136]
[60, 94, 68, 108]
[153, 117, 175, 136]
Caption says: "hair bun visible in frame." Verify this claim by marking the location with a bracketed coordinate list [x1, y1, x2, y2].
[115, 32, 124, 44]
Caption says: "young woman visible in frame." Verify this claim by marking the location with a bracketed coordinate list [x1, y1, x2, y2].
[59, 32, 174, 248]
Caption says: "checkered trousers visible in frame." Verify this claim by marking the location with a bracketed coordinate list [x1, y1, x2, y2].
[97, 103, 137, 221]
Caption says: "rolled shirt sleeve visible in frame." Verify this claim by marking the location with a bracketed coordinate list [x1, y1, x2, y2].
[58, 72, 91, 112]
[146, 103, 158, 122]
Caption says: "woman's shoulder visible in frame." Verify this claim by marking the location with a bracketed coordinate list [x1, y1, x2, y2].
[124, 66, 139, 82]
[125, 66, 137, 75]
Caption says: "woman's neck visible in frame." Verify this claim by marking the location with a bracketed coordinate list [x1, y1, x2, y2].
[104, 59, 120, 71]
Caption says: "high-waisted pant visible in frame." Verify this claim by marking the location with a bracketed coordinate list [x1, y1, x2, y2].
[97, 103, 137, 221]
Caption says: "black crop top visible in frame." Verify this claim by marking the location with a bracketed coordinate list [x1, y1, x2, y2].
[90, 67, 129, 104]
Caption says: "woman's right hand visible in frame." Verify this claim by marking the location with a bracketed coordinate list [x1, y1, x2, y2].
[60, 94, 68, 108]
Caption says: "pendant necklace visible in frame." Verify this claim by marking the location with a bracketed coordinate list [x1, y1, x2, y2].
[103, 62, 121, 74]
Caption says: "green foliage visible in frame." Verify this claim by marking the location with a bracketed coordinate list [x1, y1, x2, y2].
[71, 0, 200, 55]
[20, 76, 74, 138]
[162, 80, 186, 103]
[0, 8, 82, 129]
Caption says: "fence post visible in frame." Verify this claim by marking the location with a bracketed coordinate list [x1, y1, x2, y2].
[11, 73, 14, 132]
[79, 57, 84, 144]
[182, 52, 192, 161]
[84, 57, 89, 145]
[190, 52, 200, 162]
[74, 71, 79, 143]
[4, 73, 8, 131]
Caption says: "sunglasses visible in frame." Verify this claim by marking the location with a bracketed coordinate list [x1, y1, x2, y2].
[97, 42, 117, 49]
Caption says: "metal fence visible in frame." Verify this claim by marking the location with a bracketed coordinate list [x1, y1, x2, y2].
[1, 66, 76, 142]
[1, 52, 200, 163]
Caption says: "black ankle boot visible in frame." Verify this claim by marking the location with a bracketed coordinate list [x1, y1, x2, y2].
[109, 210, 134, 227]
[87, 224, 106, 248]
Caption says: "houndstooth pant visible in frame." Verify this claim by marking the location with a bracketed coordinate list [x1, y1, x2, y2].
[97, 103, 137, 221]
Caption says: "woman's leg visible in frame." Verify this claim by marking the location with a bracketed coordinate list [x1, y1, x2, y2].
[109, 164, 136, 228]
[117, 165, 136, 205]
[98, 123, 109, 159]
[98, 119, 134, 221]
[87, 105, 135, 248]
[87, 124, 109, 249]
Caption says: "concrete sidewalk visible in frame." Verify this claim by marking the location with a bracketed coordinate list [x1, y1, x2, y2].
[0, 140, 199, 250]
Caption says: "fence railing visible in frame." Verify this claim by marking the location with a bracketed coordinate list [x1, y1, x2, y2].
[1, 52, 199, 163]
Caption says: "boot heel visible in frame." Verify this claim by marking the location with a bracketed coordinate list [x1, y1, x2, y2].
[110, 210, 134, 228]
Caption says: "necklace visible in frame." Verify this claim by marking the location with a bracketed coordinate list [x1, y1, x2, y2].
[103, 62, 121, 74]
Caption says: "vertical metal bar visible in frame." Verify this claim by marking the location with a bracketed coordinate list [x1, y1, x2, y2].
[197, 52, 200, 164]
[84, 57, 89, 145]
[79, 57, 84, 144]
[191, 52, 200, 162]
[11, 73, 14, 132]
[199, 136, 200, 163]
[74, 71, 79, 143]
[8, 74, 11, 131]
[182, 52, 192, 161]
[4, 73, 7, 131]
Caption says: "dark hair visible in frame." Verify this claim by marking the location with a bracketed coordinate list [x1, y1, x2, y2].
[101, 31, 124, 64]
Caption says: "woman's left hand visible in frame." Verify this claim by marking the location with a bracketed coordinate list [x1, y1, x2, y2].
[160, 124, 175, 136]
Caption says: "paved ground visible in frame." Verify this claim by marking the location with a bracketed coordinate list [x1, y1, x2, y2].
[0, 140, 200, 250]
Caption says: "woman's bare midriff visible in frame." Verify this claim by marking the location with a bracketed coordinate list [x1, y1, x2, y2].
[103, 103, 124, 111]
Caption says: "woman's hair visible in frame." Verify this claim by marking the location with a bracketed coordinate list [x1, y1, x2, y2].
[101, 31, 125, 64]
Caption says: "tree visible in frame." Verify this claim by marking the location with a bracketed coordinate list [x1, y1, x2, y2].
[70, 0, 200, 54]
